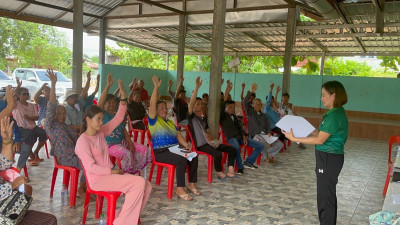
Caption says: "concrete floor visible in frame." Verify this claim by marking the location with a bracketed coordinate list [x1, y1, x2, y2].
[20, 136, 387, 225]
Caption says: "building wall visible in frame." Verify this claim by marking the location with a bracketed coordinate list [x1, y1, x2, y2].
[100, 64, 400, 115]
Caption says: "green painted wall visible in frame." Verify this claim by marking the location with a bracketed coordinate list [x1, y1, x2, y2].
[100, 64, 400, 114]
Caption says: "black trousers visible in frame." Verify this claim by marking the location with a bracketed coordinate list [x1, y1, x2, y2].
[197, 144, 236, 172]
[154, 147, 198, 187]
[315, 150, 344, 225]
[272, 127, 287, 142]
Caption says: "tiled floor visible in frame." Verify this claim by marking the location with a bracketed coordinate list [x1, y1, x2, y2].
[19, 137, 387, 225]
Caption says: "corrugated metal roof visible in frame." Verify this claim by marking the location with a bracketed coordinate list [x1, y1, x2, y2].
[1, 0, 400, 56]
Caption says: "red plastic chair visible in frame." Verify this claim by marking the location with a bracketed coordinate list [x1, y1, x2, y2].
[12, 153, 29, 179]
[50, 157, 80, 207]
[243, 117, 249, 133]
[383, 135, 400, 196]
[80, 161, 122, 225]
[93, 99, 98, 105]
[186, 128, 214, 183]
[146, 130, 177, 199]
[126, 111, 145, 145]
[241, 104, 247, 119]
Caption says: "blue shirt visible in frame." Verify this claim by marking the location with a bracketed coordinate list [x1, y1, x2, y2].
[37, 96, 48, 125]
[0, 100, 22, 143]
[264, 92, 281, 130]
[104, 111, 126, 146]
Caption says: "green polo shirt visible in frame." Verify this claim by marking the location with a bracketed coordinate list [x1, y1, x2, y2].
[315, 106, 348, 154]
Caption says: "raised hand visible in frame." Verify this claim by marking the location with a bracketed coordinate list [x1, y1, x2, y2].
[96, 74, 100, 83]
[241, 83, 245, 89]
[152, 75, 162, 88]
[118, 79, 127, 100]
[86, 70, 91, 81]
[276, 85, 281, 93]
[251, 83, 258, 93]
[16, 77, 22, 87]
[131, 77, 138, 89]
[0, 116, 14, 142]
[46, 69, 57, 84]
[5, 86, 14, 107]
[195, 76, 202, 88]
[270, 83, 275, 91]
[168, 80, 173, 86]
[106, 73, 114, 87]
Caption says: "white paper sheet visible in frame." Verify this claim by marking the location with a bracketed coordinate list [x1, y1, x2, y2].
[260, 135, 279, 144]
[168, 145, 198, 161]
[275, 115, 315, 138]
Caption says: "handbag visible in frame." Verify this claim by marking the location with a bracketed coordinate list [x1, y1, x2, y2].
[198, 119, 220, 149]
[0, 190, 33, 225]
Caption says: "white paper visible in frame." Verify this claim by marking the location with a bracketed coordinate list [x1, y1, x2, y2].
[276, 115, 315, 138]
[260, 135, 279, 144]
[168, 145, 198, 161]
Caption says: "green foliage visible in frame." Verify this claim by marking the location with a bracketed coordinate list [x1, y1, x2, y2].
[0, 18, 72, 74]
[377, 56, 400, 72]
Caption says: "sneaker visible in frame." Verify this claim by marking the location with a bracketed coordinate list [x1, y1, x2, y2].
[237, 169, 244, 175]
[243, 161, 258, 169]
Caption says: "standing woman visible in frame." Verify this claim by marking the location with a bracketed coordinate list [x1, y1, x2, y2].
[282, 81, 348, 225]
[75, 76, 152, 225]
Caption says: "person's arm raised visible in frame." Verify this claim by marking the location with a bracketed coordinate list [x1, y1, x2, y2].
[168, 80, 174, 96]
[243, 83, 257, 115]
[274, 85, 281, 103]
[91, 74, 100, 96]
[224, 80, 233, 101]
[0, 117, 14, 162]
[240, 83, 245, 101]
[188, 76, 202, 115]
[34, 83, 48, 104]
[97, 73, 114, 110]
[81, 70, 91, 99]
[0, 86, 15, 121]
[149, 75, 162, 119]
[174, 76, 184, 100]
[127, 77, 138, 104]
[47, 69, 57, 104]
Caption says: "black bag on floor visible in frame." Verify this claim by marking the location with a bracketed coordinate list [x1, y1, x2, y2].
[0, 190, 32, 225]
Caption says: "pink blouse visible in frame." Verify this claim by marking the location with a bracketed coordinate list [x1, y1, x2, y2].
[75, 103, 127, 185]
[12, 102, 38, 129]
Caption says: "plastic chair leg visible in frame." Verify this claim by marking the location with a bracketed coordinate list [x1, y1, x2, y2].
[140, 131, 145, 145]
[23, 165, 29, 179]
[156, 166, 164, 185]
[207, 156, 213, 183]
[106, 195, 118, 225]
[69, 170, 79, 207]
[167, 167, 175, 199]
[50, 167, 58, 197]
[82, 191, 91, 225]
[256, 154, 261, 165]
[148, 164, 155, 182]
[44, 142, 50, 159]
[95, 196, 104, 219]
[133, 131, 138, 143]
[382, 165, 392, 196]
[63, 170, 70, 189]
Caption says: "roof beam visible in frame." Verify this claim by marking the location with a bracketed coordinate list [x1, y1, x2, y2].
[106, 4, 292, 19]
[194, 33, 238, 52]
[16, 0, 103, 19]
[333, 0, 366, 52]
[159, 51, 400, 57]
[153, 34, 203, 52]
[136, 0, 184, 14]
[298, 29, 329, 52]
[242, 32, 279, 52]
[16, 3, 30, 16]
[0, 9, 73, 29]
[372, 0, 385, 33]
[84, 0, 131, 29]
[53, 4, 73, 22]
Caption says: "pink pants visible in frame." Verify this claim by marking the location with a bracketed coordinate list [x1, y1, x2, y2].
[91, 174, 152, 225]
[108, 142, 152, 175]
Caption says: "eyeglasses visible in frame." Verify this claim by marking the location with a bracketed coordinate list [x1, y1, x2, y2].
[22, 93, 30, 96]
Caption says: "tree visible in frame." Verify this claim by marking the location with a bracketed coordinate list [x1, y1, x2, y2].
[0, 17, 72, 74]
[377, 56, 400, 72]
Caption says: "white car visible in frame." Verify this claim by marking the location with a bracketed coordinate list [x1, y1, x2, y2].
[0, 70, 17, 98]
[12, 68, 72, 99]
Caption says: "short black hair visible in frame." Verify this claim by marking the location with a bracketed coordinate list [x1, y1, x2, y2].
[250, 93, 256, 98]
[196, 97, 202, 101]
[225, 100, 235, 105]
[179, 89, 186, 94]
[202, 93, 209, 98]
[322, 81, 347, 107]
[282, 93, 290, 97]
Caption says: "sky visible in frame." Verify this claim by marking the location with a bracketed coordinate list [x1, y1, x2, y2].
[56, 27, 119, 57]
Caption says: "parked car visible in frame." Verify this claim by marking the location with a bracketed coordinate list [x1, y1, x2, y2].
[0, 70, 17, 98]
[12, 68, 72, 99]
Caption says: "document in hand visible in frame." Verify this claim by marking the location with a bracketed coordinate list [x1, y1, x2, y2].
[260, 135, 279, 144]
[276, 115, 315, 138]
[168, 145, 198, 161]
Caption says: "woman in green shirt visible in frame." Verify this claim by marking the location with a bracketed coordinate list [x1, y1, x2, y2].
[283, 81, 348, 225]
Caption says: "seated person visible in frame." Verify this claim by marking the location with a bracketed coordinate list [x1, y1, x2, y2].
[33, 83, 50, 126]
[130, 79, 149, 108]
[201, 93, 209, 116]
[64, 88, 85, 133]
[76, 78, 151, 224]
[264, 83, 286, 142]
[243, 84, 283, 164]
[82, 71, 100, 112]
[128, 78, 147, 130]
[148, 75, 199, 201]
[98, 74, 151, 175]
[220, 100, 264, 174]
[0, 116, 57, 225]
[0, 86, 31, 172]
[12, 87, 47, 164]
[173, 77, 188, 125]
[43, 70, 86, 197]
[188, 77, 236, 179]
[279, 92, 305, 149]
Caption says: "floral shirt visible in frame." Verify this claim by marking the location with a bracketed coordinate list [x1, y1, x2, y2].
[104, 111, 126, 146]
[44, 102, 78, 161]
[0, 155, 14, 201]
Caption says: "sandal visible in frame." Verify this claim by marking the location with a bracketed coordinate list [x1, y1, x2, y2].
[176, 192, 193, 201]
[217, 176, 226, 182]
[187, 187, 201, 196]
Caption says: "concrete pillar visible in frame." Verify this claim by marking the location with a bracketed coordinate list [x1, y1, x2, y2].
[165, 52, 170, 71]
[99, 19, 106, 65]
[282, 6, 298, 96]
[319, 53, 325, 75]
[176, 1, 187, 84]
[208, 0, 227, 137]
[72, 0, 83, 92]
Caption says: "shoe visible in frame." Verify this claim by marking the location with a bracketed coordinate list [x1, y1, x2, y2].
[298, 143, 306, 149]
[237, 169, 244, 174]
[176, 192, 193, 201]
[267, 158, 275, 164]
[243, 161, 258, 169]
